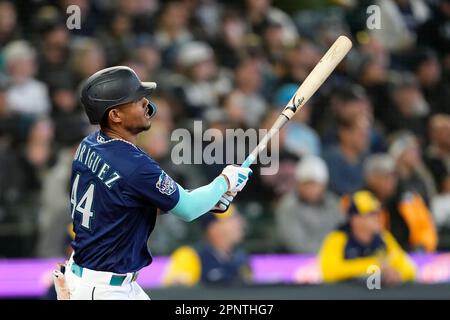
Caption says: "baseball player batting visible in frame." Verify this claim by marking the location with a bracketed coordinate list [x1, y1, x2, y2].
[61, 66, 252, 300]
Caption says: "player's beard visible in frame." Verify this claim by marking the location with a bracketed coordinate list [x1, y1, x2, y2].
[127, 119, 151, 135]
[136, 121, 151, 133]
[137, 107, 153, 132]
[142, 121, 151, 131]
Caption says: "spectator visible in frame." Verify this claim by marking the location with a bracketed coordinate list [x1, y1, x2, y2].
[424, 114, 450, 192]
[36, 116, 87, 258]
[0, 117, 54, 257]
[132, 35, 162, 81]
[364, 153, 438, 252]
[122, 59, 150, 84]
[319, 190, 416, 285]
[384, 74, 429, 137]
[70, 38, 106, 85]
[0, 74, 6, 115]
[190, 0, 223, 40]
[34, 6, 71, 87]
[0, 1, 19, 48]
[262, 20, 286, 66]
[244, 0, 298, 48]
[273, 83, 321, 156]
[412, 49, 450, 115]
[154, 0, 193, 66]
[320, 85, 371, 137]
[358, 33, 390, 71]
[48, 76, 78, 118]
[0, 73, 20, 145]
[352, 55, 391, 126]
[223, 91, 247, 130]
[275, 155, 342, 253]
[320, 84, 385, 153]
[96, 12, 134, 66]
[231, 56, 267, 128]
[323, 114, 370, 196]
[213, 9, 248, 69]
[281, 40, 321, 87]
[425, 116, 450, 248]
[389, 131, 436, 203]
[163, 205, 251, 286]
[370, 0, 429, 54]
[116, 0, 158, 34]
[431, 172, 450, 245]
[4, 40, 51, 117]
[418, 0, 450, 58]
[171, 41, 232, 119]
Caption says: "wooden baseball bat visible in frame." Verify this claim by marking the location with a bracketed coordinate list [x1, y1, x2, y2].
[242, 35, 353, 168]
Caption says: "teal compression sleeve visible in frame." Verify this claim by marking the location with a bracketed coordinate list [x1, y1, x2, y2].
[170, 175, 228, 222]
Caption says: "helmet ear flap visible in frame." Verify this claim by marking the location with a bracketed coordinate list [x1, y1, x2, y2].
[148, 101, 157, 118]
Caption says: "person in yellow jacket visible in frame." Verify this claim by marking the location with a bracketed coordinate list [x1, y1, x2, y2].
[319, 190, 416, 285]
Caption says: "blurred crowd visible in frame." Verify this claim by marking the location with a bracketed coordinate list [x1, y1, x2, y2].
[0, 0, 450, 286]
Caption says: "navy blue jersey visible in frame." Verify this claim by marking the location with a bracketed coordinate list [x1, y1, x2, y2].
[70, 131, 179, 273]
[338, 223, 386, 259]
[194, 243, 251, 285]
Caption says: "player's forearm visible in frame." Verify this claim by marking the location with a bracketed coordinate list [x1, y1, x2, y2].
[170, 176, 228, 222]
[390, 256, 416, 282]
[321, 256, 380, 282]
[384, 232, 417, 281]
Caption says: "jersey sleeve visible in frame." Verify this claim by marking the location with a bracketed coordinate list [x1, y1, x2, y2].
[126, 159, 180, 212]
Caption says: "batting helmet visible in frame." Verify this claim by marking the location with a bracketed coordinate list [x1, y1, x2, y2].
[80, 66, 157, 124]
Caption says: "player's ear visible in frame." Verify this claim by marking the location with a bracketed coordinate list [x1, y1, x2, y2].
[108, 108, 122, 124]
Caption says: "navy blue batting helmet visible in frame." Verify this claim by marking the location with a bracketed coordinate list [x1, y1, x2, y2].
[80, 66, 157, 124]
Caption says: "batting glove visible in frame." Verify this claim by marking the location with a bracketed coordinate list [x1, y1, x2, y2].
[221, 165, 252, 193]
[211, 192, 236, 213]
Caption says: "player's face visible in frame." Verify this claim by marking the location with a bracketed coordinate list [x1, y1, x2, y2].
[118, 97, 152, 134]
[351, 211, 382, 244]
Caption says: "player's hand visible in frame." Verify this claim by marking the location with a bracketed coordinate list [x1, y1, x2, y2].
[211, 192, 236, 213]
[221, 165, 252, 193]
[381, 264, 402, 286]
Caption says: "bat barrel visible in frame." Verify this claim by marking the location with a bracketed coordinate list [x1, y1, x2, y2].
[241, 36, 352, 169]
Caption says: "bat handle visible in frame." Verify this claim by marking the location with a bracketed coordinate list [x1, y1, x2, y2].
[241, 154, 256, 168]
[241, 114, 288, 168]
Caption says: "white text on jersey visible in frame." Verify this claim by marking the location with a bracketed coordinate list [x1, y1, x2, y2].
[74, 143, 122, 188]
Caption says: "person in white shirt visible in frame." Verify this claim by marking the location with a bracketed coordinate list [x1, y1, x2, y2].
[3, 40, 50, 116]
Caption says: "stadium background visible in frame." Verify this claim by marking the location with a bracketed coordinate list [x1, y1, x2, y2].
[1, 0, 450, 299]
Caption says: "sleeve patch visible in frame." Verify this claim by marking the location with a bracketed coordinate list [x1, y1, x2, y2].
[156, 171, 177, 195]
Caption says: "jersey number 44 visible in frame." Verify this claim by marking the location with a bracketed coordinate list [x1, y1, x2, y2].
[70, 173, 96, 230]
